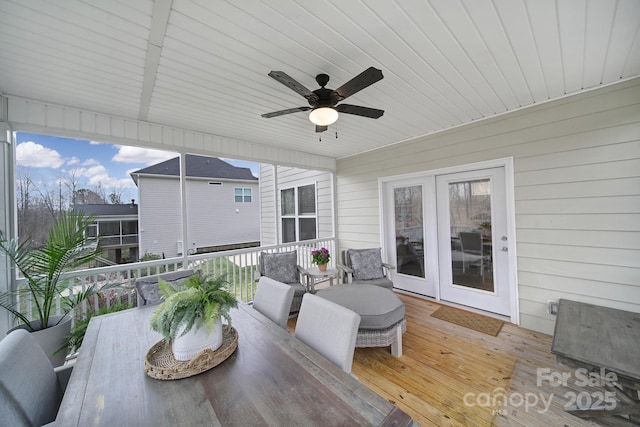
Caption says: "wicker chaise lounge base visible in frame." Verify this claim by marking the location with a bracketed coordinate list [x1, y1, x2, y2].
[356, 319, 406, 357]
[316, 284, 406, 357]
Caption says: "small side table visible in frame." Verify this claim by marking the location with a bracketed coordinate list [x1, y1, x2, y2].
[305, 266, 340, 293]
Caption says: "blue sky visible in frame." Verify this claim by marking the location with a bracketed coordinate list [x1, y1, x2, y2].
[15, 132, 260, 204]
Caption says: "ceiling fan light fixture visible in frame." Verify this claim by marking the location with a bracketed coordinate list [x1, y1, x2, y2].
[309, 107, 338, 126]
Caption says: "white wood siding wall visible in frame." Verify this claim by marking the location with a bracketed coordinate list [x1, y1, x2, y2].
[259, 164, 277, 245]
[138, 176, 182, 258]
[6, 96, 336, 172]
[336, 78, 640, 335]
[259, 165, 334, 245]
[186, 178, 260, 251]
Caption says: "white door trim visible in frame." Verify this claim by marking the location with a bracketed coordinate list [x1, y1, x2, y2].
[379, 157, 520, 325]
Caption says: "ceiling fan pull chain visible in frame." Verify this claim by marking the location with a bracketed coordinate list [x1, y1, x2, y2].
[319, 135, 322, 142]
[335, 122, 338, 139]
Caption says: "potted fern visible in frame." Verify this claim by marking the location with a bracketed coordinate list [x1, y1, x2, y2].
[150, 274, 238, 361]
[0, 211, 100, 366]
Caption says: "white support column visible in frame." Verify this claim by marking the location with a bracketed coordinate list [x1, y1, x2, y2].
[274, 165, 279, 244]
[0, 95, 15, 334]
[179, 153, 189, 266]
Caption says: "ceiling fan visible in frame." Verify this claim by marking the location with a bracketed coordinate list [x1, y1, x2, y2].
[261, 67, 384, 133]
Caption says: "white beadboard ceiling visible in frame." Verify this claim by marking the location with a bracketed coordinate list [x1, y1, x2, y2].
[0, 0, 638, 160]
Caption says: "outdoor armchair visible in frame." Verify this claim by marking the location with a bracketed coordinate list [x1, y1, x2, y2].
[459, 231, 489, 281]
[338, 248, 395, 289]
[255, 250, 307, 315]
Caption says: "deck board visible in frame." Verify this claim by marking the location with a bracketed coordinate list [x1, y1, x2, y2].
[289, 292, 600, 426]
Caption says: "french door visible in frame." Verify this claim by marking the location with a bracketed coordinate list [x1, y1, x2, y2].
[435, 168, 511, 316]
[382, 163, 513, 317]
[382, 177, 436, 297]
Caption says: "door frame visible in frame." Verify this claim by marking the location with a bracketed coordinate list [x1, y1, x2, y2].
[378, 157, 520, 325]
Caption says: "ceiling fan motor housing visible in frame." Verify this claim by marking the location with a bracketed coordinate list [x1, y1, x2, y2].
[309, 87, 340, 108]
[262, 67, 384, 127]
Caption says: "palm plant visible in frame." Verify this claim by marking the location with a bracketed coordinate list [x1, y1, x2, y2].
[0, 211, 100, 331]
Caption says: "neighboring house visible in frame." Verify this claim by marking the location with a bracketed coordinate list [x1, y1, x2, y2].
[131, 155, 259, 258]
[259, 165, 333, 246]
[73, 202, 139, 265]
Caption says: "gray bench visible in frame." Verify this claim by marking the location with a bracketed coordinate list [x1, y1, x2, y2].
[135, 269, 196, 306]
[316, 284, 406, 357]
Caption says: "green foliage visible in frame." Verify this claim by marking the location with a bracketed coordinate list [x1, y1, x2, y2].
[67, 301, 132, 350]
[0, 211, 100, 331]
[150, 274, 238, 344]
[140, 252, 161, 262]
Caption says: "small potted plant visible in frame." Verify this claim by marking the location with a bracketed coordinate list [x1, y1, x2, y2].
[311, 247, 331, 271]
[149, 274, 237, 361]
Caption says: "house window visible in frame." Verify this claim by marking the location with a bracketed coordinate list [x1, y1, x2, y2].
[234, 187, 252, 203]
[281, 184, 317, 243]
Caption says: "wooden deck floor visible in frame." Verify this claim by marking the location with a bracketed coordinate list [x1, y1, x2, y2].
[290, 292, 602, 427]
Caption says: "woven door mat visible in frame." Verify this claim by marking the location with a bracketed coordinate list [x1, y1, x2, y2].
[431, 305, 504, 336]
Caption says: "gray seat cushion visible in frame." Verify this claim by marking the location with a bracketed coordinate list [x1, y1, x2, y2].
[352, 276, 393, 289]
[288, 282, 307, 297]
[316, 284, 405, 330]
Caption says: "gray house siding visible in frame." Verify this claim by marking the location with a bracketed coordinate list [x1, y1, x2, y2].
[138, 176, 183, 258]
[186, 177, 260, 252]
[138, 175, 259, 258]
[336, 78, 640, 335]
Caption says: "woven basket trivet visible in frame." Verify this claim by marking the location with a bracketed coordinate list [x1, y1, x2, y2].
[144, 326, 238, 380]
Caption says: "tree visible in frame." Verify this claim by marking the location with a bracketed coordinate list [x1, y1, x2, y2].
[108, 192, 123, 204]
[74, 188, 105, 205]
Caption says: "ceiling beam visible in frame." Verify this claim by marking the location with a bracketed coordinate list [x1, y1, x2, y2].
[138, 0, 173, 121]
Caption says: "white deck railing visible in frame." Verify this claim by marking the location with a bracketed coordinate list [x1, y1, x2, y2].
[15, 238, 337, 323]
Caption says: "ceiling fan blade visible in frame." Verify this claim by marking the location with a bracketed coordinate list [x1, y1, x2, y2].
[268, 71, 319, 102]
[334, 67, 383, 101]
[336, 104, 384, 119]
[261, 106, 311, 118]
[315, 125, 328, 133]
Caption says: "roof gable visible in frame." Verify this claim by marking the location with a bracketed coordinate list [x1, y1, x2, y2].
[132, 155, 257, 181]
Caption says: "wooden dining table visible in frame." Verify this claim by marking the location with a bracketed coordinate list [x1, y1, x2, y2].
[55, 303, 414, 426]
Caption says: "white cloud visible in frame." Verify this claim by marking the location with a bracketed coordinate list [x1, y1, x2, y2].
[112, 146, 176, 165]
[67, 157, 80, 166]
[16, 141, 65, 168]
[65, 164, 135, 190]
[89, 141, 103, 145]
[82, 158, 100, 166]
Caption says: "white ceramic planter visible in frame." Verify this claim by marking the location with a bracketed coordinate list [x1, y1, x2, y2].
[172, 318, 223, 361]
[8, 314, 71, 368]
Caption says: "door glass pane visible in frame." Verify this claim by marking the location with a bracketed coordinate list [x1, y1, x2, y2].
[448, 179, 494, 291]
[394, 186, 425, 278]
